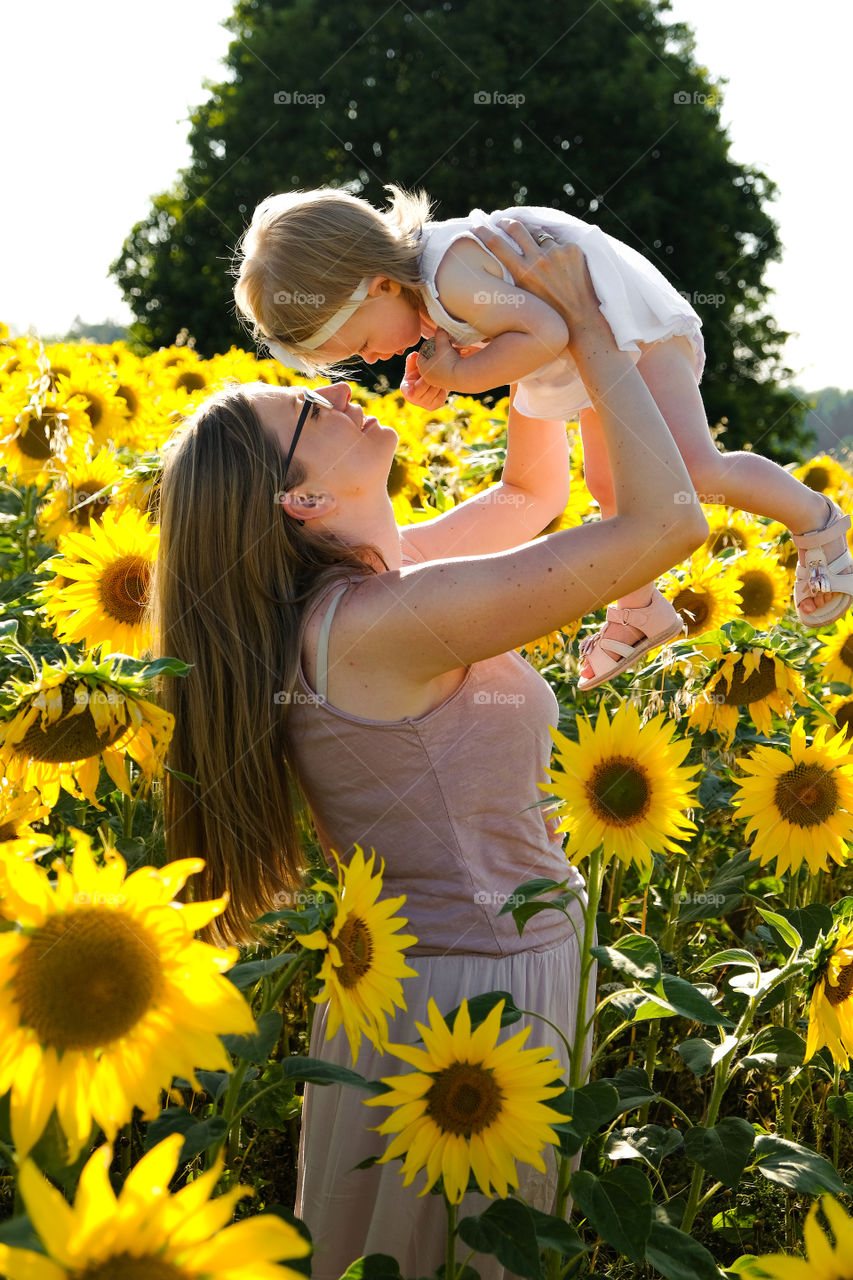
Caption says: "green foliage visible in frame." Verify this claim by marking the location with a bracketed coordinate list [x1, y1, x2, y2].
[110, 0, 807, 457]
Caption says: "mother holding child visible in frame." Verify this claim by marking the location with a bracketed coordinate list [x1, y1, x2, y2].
[151, 223, 708, 1277]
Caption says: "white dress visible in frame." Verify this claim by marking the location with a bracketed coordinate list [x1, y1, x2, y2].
[417, 205, 705, 419]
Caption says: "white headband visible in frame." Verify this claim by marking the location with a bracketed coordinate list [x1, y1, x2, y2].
[263, 278, 371, 370]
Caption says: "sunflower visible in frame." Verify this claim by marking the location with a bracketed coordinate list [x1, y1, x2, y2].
[37, 505, 158, 657]
[704, 508, 763, 558]
[805, 922, 853, 1068]
[54, 369, 131, 451]
[687, 645, 809, 746]
[0, 779, 51, 852]
[0, 830, 255, 1159]
[0, 653, 174, 809]
[293, 845, 418, 1060]
[0, 1132, 311, 1280]
[0, 388, 87, 486]
[817, 622, 853, 687]
[732, 719, 853, 876]
[823, 691, 853, 742]
[792, 453, 853, 501]
[733, 549, 793, 628]
[36, 440, 125, 545]
[541, 701, 701, 872]
[365, 996, 566, 1203]
[660, 552, 742, 639]
[739, 1195, 853, 1279]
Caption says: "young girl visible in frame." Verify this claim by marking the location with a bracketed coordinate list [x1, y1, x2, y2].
[233, 186, 853, 688]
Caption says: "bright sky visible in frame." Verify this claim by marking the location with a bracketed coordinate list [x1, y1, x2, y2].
[1, 0, 849, 390]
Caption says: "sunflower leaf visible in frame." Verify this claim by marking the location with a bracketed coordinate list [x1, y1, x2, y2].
[738, 1026, 806, 1071]
[683, 1117, 755, 1186]
[338, 1255, 405, 1279]
[281, 1057, 386, 1093]
[222, 1009, 282, 1061]
[457, 1199, 542, 1279]
[644, 1219, 723, 1280]
[657, 975, 733, 1027]
[570, 1167, 653, 1264]
[754, 906, 803, 954]
[442, 990, 523, 1033]
[675, 1037, 716, 1077]
[142, 1108, 228, 1163]
[0, 1214, 44, 1252]
[226, 951, 300, 990]
[754, 1134, 849, 1193]
[591, 935, 661, 984]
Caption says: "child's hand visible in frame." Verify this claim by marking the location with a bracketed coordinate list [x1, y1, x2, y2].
[414, 330, 461, 389]
[401, 351, 448, 410]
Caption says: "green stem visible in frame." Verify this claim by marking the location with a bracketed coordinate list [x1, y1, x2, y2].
[833, 1062, 842, 1171]
[206, 1058, 250, 1169]
[518, 1007, 574, 1068]
[445, 1198, 458, 1280]
[546, 846, 604, 1280]
[262, 949, 312, 1015]
[781, 872, 799, 1140]
[639, 854, 689, 1126]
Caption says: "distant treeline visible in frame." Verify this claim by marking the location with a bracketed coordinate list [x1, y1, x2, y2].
[799, 388, 853, 455]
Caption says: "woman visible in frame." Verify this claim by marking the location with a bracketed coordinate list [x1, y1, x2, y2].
[149, 226, 707, 1278]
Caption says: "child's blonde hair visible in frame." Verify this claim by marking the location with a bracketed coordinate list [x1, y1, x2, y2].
[233, 184, 433, 375]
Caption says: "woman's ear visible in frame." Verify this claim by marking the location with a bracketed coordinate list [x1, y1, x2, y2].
[279, 489, 338, 523]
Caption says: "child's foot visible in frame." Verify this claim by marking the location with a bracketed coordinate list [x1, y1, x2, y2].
[792, 495, 853, 626]
[578, 589, 685, 690]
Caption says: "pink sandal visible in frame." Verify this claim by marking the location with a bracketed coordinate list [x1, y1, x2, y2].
[577, 588, 686, 692]
[792, 497, 853, 627]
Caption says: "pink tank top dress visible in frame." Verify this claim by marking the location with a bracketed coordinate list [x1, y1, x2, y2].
[288, 557, 590, 1280]
[417, 204, 705, 420]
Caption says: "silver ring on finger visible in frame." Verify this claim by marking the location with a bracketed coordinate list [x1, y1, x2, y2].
[535, 232, 556, 245]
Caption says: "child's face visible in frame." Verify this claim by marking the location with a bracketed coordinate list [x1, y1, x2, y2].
[317, 279, 426, 364]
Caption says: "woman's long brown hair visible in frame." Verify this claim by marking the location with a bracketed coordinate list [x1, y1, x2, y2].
[145, 383, 385, 947]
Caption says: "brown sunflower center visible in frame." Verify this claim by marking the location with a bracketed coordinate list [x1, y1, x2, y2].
[74, 1255, 187, 1280]
[586, 756, 652, 826]
[81, 394, 104, 428]
[18, 678, 127, 763]
[335, 915, 374, 988]
[834, 702, 853, 741]
[0, 821, 20, 841]
[825, 961, 853, 1008]
[116, 383, 139, 416]
[720, 654, 778, 706]
[738, 570, 776, 619]
[175, 370, 207, 393]
[70, 482, 112, 528]
[802, 465, 830, 493]
[673, 587, 711, 637]
[708, 526, 748, 554]
[774, 762, 839, 827]
[426, 1061, 503, 1136]
[839, 636, 853, 675]
[13, 907, 163, 1051]
[98, 556, 152, 625]
[16, 408, 63, 460]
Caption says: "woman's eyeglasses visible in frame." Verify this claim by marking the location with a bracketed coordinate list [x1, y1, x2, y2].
[281, 388, 334, 485]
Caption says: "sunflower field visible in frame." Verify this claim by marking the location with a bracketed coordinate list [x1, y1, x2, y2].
[3, 320, 853, 1279]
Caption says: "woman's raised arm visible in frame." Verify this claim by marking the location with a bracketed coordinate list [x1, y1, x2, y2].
[343, 234, 708, 678]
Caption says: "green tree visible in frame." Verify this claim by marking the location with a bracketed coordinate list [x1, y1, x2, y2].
[111, 0, 808, 459]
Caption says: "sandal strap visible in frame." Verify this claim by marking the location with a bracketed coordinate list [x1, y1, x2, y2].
[790, 503, 851, 551]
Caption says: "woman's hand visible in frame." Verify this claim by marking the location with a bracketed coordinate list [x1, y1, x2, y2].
[470, 219, 604, 344]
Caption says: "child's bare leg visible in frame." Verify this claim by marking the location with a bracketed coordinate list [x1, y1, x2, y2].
[582, 337, 850, 636]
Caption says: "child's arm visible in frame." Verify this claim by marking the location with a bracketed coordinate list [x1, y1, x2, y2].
[416, 235, 569, 393]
